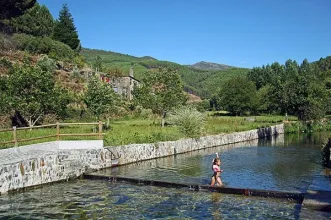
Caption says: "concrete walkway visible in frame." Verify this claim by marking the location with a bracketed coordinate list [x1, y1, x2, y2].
[302, 168, 331, 211]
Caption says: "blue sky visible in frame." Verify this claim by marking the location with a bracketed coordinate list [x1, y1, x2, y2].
[38, 0, 331, 68]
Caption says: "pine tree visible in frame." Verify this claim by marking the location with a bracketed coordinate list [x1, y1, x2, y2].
[0, 0, 36, 20]
[6, 3, 54, 37]
[53, 4, 80, 51]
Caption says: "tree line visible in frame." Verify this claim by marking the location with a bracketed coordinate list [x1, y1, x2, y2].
[211, 57, 331, 121]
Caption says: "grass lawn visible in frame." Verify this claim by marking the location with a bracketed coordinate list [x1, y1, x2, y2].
[104, 114, 295, 146]
[0, 114, 296, 149]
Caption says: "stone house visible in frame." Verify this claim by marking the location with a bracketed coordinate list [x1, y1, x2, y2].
[99, 67, 140, 100]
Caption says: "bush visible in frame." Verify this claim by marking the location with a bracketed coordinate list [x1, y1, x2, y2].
[168, 106, 206, 137]
[37, 55, 56, 73]
[284, 121, 305, 133]
[12, 33, 75, 61]
[42, 114, 58, 124]
[0, 33, 15, 51]
[0, 57, 13, 69]
[70, 66, 80, 78]
[73, 55, 86, 69]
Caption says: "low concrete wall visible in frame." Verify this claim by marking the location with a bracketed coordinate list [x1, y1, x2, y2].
[0, 140, 112, 194]
[106, 124, 283, 166]
[0, 124, 283, 194]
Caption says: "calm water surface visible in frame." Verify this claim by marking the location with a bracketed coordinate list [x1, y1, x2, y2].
[98, 133, 328, 192]
[0, 179, 303, 219]
[0, 132, 330, 219]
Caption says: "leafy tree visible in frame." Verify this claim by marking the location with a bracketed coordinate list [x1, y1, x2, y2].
[247, 65, 270, 90]
[219, 76, 257, 116]
[192, 99, 210, 112]
[133, 68, 188, 125]
[53, 4, 80, 51]
[0, 76, 12, 115]
[268, 60, 297, 115]
[84, 76, 119, 119]
[255, 85, 274, 114]
[265, 59, 328, 120]
[295, 59, 327, 120]
[5, 3, 54, 37]
[315, 56, 331, 72]
[0, 59, 13, 114]
[209, 94, 221, 111]
[7, 64, 71, 127]
[0, 0, 36, 20]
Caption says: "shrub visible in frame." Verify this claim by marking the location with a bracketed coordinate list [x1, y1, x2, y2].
[71, 66, 80, 78]
[168, 106, 205, 137]
[12, 33, 75, 61]
[0, 57, 13, 69]
[42, 114, 58, 124]
[0, 33, 15, 51]
[73, 55, 86, 69]
[37, 55, 56, 73]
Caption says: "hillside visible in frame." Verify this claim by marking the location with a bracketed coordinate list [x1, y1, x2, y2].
[80, 48, 250, 98]
[0, 50, 86, 94]
[188, 61, 232, 71]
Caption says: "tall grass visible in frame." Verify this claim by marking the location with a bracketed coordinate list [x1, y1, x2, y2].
[104, 119, 182, 146]
[204, 115, 291, 134]
[168, 106, 205, 137]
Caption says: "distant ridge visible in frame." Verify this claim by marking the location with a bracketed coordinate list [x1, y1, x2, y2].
[140, 56, 157, 61]
[188, 61, 232, 71]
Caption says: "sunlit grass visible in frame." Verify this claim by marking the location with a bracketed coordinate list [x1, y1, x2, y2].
[0, 125, 99, 149]
[0, 114, 297, 149]
[104, 115, 295, 146]
[104, 119, 182, 146]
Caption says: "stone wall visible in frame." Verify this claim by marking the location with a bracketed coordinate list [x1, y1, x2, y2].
[106, 124, 284, 166]
[0, 124, 283, 194]
[0, 141, 112, 194]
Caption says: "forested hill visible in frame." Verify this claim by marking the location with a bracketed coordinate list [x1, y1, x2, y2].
[80, 48, 250, 98]
[187, 61, 232, 71]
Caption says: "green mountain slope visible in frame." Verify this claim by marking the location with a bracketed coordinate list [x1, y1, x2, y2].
[187, 61, 232, 70]
[80, 48, 250, 98]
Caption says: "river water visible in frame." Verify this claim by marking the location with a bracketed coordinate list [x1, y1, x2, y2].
[0, 132, 330, 219]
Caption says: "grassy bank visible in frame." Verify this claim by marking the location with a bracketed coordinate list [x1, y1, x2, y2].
[0, 115, 296, 149]
[104, 115, 294, 146]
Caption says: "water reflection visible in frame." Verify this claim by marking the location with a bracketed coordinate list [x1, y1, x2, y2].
[97, 133, 327, 192]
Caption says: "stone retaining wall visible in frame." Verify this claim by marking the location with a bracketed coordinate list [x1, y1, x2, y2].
[0, 124, 283, 194]
[0, 141, 112, 194]
[106, 124, 284, 166]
